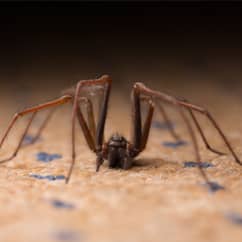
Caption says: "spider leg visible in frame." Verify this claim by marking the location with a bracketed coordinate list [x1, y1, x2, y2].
[139, 97, 180, 149]
[23, 95, 97, 149]
[66, 75, 112, 183]
[130, 89, 154, 156]
[77, 97, 96, 147]
[0, 112, 36, 163]
[21, 95, 96, 151]
[132, 82, 240, 188]
[131, 85, 142, 151]
[21, 107, 58, 147]
[174, 96, 225, 156]
[95, 77, 111, 150]
[187, 109, 225, 156]
[133, 82, 241, 164]
[0, 95, 72, 163]
[141, 94, 225, 156]
[132, 90, 184, 155]
[82, 97, 96, 139]
[75, 97, 96, 152]
[140, 98, 155, 151]
[176, 105, 210, 184]
[130, 87, 210, 183]
[178, 99, 242, 165]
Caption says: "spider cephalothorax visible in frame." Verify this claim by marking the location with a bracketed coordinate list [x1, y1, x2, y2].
[96, 133, 139, 171]
[105, 133, 130, 169]
[0, 75, 241, 190]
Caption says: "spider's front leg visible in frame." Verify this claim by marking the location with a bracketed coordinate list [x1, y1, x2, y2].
[129, 87, 155, 158]
[130, 87, 184, 158]
[66, 75, 112, 183]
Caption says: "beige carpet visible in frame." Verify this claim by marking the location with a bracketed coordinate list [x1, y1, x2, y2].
[0, 80, 242, 242]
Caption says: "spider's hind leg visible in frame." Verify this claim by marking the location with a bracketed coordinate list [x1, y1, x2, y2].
[21, 107, 58, 147]
[0, 112, 37, 163]
[131, 82, 233, 189]
[178, 98, 242, 165]
[0, 95, 72, 164]
[187, 108, 226, 156]
[175, 96, 226, 156]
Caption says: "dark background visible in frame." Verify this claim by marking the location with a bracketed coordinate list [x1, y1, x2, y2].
[0, 2, 242, 95]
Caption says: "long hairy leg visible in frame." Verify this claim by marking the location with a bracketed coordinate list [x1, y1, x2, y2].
[131, 83, 209, 183]
[75, 97, 96, 151]
[66, 75, 112, 183]
[187, 109, 225, 155]
[133, 82, 241, 165]
[0, 95, 72, 163]
[21, 107, 58, 147]
[0, 112, 37, 163]
[132, 82, 241, 189]
[174, 96, 225, 155]
[178, 99, 241, 165]
[130, 95, 155, 154]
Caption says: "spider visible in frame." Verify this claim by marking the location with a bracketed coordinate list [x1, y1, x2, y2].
[0, 75, 241, 189]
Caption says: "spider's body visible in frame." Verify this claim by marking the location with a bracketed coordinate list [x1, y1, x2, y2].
[105, 133, 132, 170]
[0, 74, 241, 189]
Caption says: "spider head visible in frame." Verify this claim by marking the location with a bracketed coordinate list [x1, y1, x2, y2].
[107, 133, 131, 169]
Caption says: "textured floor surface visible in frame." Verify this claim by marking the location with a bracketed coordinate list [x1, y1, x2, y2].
[0, 81, 242, 242]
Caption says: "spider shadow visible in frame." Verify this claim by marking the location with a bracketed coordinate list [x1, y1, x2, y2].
[132, 157, 179, 170]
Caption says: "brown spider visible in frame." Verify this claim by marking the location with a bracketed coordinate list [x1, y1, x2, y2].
[0, 75, 241, 188]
